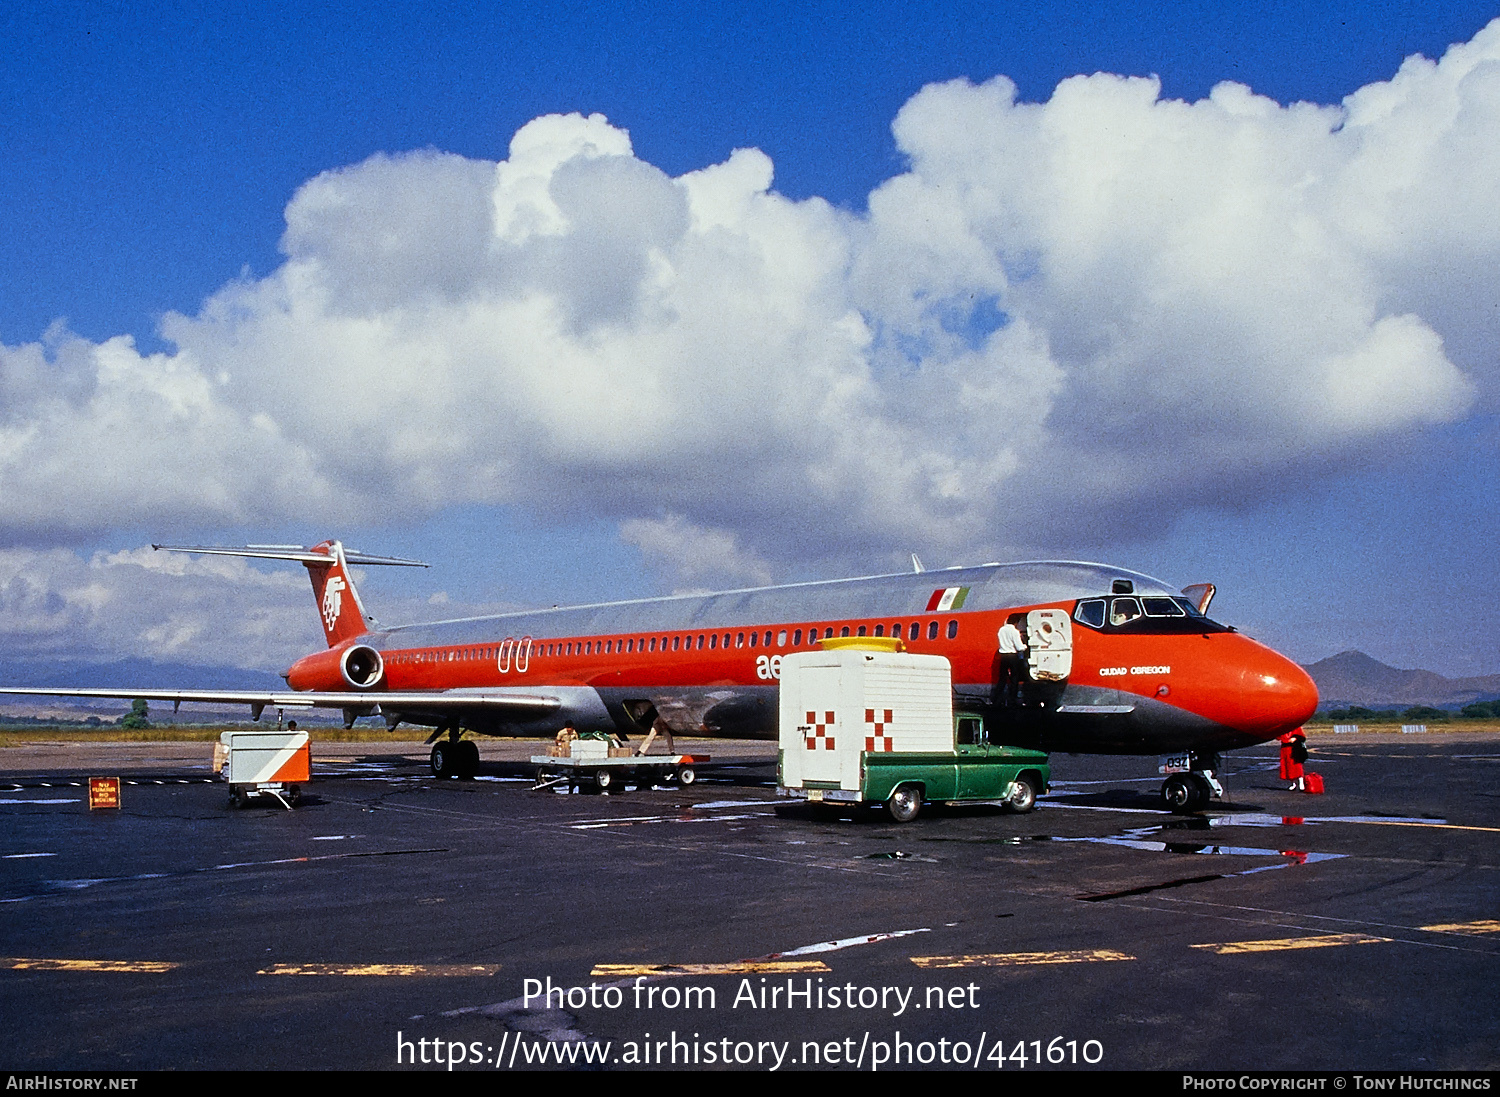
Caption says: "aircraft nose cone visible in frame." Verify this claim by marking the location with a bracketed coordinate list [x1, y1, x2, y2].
[1237, 649, 1319, 738]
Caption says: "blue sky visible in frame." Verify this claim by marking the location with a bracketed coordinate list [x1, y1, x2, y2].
[2, 1, 1498, 677]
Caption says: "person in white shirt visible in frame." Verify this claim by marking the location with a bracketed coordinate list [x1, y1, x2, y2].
[995, 616, 1028, 707]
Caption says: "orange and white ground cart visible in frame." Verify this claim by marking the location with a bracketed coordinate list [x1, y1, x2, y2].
[216, 730, 310, 809]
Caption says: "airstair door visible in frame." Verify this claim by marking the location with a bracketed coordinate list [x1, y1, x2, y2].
[1027, 609, 1073, 682]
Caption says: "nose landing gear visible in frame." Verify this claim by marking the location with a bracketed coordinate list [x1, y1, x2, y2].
[1159, 751, 1222, 814]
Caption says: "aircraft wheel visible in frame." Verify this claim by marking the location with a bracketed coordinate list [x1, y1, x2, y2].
[887, 784, 922, 824]
[594, 768, 613, 791]
[1188, 772, 1214, 809]
[1005, 774, 1038, 814]
[430, 741, 453, 778]
[676, 765, 696, 786]
[1161, 774, 1206, 813]
[457, 740, 480, 778]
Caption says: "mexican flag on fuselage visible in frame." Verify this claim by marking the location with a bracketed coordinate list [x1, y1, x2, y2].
[925, 587, 969, 612]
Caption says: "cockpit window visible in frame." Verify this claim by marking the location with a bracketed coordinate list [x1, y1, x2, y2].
[1142, 597, 1185, 617]
[1074, 599, 1106, 629]
[1074, 594, 1231, 633]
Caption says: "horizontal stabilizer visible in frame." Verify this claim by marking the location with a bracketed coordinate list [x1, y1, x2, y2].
[152, 544, 429, 567]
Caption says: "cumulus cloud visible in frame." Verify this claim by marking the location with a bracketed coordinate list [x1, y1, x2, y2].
[0, 547, 313, 669]
[621, 514, 774, 592]
[0, 546, 514, 671]
[3, 27, 1498, 601]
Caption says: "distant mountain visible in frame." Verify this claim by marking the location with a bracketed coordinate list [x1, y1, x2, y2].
[0, 657, 282, 691]
[1303, 650, 1500, 709]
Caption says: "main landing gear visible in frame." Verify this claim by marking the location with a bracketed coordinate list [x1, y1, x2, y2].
[430, 725, 480, 779]
[1159, 751, 1223, 814]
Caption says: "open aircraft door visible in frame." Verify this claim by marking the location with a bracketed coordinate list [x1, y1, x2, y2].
[1027, 609, 1072, 682]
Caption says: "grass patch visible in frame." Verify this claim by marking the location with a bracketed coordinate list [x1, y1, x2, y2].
[1305, 719, 1500, 734]
[0, 725, 438, 746]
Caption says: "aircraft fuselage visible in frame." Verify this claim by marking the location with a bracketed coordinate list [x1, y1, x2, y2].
[285, 560, 1317, 756]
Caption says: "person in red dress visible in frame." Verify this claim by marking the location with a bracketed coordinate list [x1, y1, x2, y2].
[1280, 730, 1307, 791]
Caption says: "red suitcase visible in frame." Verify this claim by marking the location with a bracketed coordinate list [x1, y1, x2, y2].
[1303, 772, 1324, 794]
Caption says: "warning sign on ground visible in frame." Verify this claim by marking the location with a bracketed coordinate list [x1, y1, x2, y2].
[88, 776, 121, 810]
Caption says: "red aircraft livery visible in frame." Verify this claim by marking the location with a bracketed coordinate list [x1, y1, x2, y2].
[0, 540, 1317, 810]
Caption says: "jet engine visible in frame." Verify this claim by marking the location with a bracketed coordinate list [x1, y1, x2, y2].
[340, 644, 385, 689]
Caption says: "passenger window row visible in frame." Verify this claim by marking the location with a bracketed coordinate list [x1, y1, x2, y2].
[385, 618, 964, 664]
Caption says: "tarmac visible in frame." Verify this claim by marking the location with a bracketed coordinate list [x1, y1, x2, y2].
[2, 731, 1498, 1072]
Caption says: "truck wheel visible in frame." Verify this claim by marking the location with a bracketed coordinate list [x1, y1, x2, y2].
[676, 765, 696, 786]
[286, 785, 301, 806]
[1005, 775, 1038, 814]
[595, 768, 613, 791]
[888, 785, 922, 823]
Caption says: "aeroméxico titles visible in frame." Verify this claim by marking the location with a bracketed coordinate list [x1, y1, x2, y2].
[0, 540, 1317, 809]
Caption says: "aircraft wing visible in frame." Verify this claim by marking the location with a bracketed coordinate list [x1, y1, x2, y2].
[0, 686, 560, 721]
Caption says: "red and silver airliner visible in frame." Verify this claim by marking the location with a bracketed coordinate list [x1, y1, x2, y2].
[0, 540, 1316, 810]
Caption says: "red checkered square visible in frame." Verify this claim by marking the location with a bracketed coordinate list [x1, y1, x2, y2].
[804, 709, 836, 750]
[865, 707, 895, 752]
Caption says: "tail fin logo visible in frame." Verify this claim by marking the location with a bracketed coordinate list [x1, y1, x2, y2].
[322, 576, 347, 632]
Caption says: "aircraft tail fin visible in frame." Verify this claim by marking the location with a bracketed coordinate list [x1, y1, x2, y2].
[152, 541, 429, 648]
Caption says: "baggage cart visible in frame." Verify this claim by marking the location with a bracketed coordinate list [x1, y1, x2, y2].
[531, 731, 706, 792]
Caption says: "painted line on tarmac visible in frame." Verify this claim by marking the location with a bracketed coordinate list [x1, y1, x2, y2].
[1, 847, 449, 903]
[569, 811, 774, 830]
[1, 956, 179, 972]
[260, 963, 499, 977]
[1039, 801, 1173, 815]
[1045, 778, 1162, 787]
[910, 949, 1134, 969]
[1115, 897, 1500, 957]
[1420, 920, 1500, 935]
[773, 928, 931, 956]
[592, 960, 831, 976]
[451, 931, 880, 1020]
[1190, 933, 1391, 954]
[1349, 820, 1500, 833]
[598, 927, 931, 977]
[318, 794, 889, 876]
